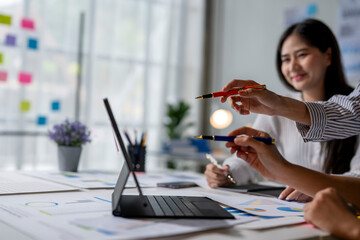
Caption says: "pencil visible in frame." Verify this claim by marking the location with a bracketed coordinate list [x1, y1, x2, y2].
[195, 84, 266, 99]
[205, 153, 236, 184]
[124, 129, 134, 147]
[195, 135, 275, 145]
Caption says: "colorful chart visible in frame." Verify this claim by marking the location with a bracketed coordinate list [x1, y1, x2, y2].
[224, 207, 282, 219]
[62, 173, 80, 178]
[66, 200, 95, 204]
[239, 199, 284, 206]
[25, 202, 58, 207]
[277, 207, 303, 212]
[244, 208, 266, 212]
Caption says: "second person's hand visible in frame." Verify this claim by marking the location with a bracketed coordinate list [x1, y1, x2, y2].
[204, 164, 233, 188]
[225, 126, 290, 181]
[279, 186, 313, 202]
[220, 79, 280, 116]
[221, 79, 311, 125]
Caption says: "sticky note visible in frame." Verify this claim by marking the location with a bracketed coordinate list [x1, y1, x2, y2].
[37, 116, 47, 125]
[21, 18, 35, 30]
[307, 3, 318, 16]
[5, 34, 16, 46]
[0, 14, 11, 25]
[51, 101, 60, 111]
[0, 53, 3, 64]
[28, 38, 38, 50]
[20, 100, 31, 112]
[43, 61, 57, 73]
[0, 71, 8, 82]
[19, 72, 32, 84]
[69, 62, 79, 75]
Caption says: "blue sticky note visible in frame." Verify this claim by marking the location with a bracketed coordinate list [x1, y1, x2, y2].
[28, 38, 38, 50]
[5, 34, 16, 46]
[307, 4, 318, 16]
[37, 116, 47, 125]
[51, 101, 60, 111]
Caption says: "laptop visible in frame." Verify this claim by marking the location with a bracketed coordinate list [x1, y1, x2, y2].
[103, 98, 234, 219]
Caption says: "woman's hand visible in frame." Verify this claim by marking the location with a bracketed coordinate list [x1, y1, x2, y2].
[303, 188, 360, 239]
[220, 79, 282, 116]
[220, 79, 311, 125]
[278, 186, 313, 202]
[204, 164, 233, 188]
[225, 126, 291, 181]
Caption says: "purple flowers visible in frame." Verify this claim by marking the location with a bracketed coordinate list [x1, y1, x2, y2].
[49, 119, 91, 147]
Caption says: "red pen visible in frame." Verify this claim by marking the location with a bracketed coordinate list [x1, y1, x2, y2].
[195, 84, 266, 99]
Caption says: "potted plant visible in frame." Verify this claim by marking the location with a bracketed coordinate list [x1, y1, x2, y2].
[48, 119, 91, 172]
[164, 100, 193, 139]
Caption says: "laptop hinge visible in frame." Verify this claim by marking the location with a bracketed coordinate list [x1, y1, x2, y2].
[112, 193, 122, 216]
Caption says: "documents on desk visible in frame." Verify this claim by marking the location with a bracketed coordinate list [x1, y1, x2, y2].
[204, 189, 305, 217]
[0, 171, 78, 194]
[0, 171, 325, 240]
[0, 190, 252, 240]
[24, 171, 207, 189]
[24, 171, 119, 189]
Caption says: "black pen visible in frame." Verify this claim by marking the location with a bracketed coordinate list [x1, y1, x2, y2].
[195, 135, 275, 145]
[206, 153, 236, 184]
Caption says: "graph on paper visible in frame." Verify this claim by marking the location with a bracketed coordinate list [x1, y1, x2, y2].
[207, 193, 305, 217]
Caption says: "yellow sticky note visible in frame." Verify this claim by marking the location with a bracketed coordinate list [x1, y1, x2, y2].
[0, 14, 12, 25]
[68, 62, 79, 75]
[20, 100, 31, 112]
[0, 53, 3, 64]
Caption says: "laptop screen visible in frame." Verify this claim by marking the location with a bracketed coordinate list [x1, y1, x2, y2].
[103, 98, 144, 211]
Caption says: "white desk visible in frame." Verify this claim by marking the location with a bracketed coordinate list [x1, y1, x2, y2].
[0, 172, 339, 240]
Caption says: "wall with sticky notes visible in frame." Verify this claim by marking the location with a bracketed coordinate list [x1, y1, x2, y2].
[0, 0, 206, 173]
[0, 1, 79, 171]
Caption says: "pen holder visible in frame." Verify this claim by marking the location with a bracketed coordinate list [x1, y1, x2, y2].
[127, 145, 146, 172]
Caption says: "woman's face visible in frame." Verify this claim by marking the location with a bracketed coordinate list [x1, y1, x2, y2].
[280, 33, 331, 93]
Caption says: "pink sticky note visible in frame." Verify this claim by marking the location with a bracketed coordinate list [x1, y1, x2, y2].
[19, 72, 32, 84]
[21, 18, 35, 30]
[0, 71, 7, 82]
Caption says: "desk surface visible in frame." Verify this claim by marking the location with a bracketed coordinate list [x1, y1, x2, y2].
[0, 171, 338, 240]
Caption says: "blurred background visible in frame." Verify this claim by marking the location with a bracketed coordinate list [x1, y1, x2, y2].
[0, 0, 359, 173]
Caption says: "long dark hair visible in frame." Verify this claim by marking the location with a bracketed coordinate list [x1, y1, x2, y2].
[275, 18, 357, 174]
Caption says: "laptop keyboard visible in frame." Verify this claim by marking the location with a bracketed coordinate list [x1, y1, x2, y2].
[147, 196, 203, 217]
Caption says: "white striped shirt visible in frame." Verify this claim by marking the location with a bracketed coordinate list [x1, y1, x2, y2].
[297, 82, 360, 141]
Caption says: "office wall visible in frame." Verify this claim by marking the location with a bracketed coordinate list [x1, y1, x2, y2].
[208, 0, 339, 139]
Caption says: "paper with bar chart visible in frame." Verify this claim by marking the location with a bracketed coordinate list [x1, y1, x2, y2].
[206, 191, 305, 217]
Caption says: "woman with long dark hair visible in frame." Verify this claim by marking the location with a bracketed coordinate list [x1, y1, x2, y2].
[205, 19, 360, 202]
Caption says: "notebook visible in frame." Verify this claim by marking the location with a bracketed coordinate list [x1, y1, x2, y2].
[218, 183, 286, 197]
[103, 98, 234, 219]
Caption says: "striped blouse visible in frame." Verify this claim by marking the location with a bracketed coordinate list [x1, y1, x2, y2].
[297, 82, 360, 141]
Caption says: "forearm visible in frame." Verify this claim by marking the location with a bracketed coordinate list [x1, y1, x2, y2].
[275, 163, 360, 206]
[274, 95, 311, 125]
[333, 215, 360, 240]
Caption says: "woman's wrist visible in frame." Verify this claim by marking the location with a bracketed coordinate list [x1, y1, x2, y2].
[275, 96, 311, 125]
[271, 160, 295, 183]
[334, 213, 360, 239]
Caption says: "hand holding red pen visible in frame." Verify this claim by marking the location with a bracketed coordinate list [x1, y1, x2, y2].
[220, 79, 311, 125]
[220, 80, 278, 115]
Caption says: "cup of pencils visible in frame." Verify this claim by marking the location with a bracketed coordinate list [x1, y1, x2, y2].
[125, 131, 147, 172]
[127, 145, 146, 172]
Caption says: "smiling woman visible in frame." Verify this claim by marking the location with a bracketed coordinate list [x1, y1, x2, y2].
[205, 18, 360, 203]
[279, 34, 331, 102]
